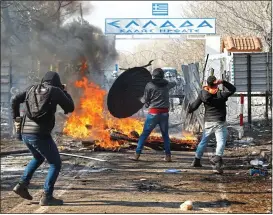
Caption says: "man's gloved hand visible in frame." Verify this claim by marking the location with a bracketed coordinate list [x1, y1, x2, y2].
[214, 79, 223, 85]
[61, 84, 67, 91]
[138, 96, 145, 104]
[14, 121, 21, 132]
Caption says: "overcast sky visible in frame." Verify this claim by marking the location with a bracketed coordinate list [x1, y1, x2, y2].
[84, 1, 184, 51]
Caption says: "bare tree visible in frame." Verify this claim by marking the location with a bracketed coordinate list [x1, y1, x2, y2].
[1, 1, 117, 86]
[181, 1, 272, 51]
[118, 38, 205, 75]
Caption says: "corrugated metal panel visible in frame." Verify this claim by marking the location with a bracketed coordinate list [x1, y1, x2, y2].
[233, 53, 272, 92]
[1, 58, 32, 137]
[1, 93, 10, 102]
[181, 64, 204, 130]
[1, 67, 10, 75]
[1, 85, 10, 93]
[181, 65, 190, 84]
[1, 60, 11, 103]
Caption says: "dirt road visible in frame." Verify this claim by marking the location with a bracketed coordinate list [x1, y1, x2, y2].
[1, 146, 272, 214]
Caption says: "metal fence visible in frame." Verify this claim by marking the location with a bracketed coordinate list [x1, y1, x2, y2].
[233, 52, 272, 92]
[1, 58, 30, 137]
[1, 60, 12, 137]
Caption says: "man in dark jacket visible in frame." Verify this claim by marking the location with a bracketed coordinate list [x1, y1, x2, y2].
[132, 68, 176, 161]
[12, 71, 74, 206]
[188, 76, 236, 174]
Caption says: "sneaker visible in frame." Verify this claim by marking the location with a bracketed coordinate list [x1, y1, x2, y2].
[164, 154, 172, 162]
[39, 193, 63, 206]
[129, 153, 140, 161]
[13, 183, 33, 200]
[210, 155, 223, 174]
[191, 158, 202, 167]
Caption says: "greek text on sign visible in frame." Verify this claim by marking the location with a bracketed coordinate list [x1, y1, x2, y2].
[105, 18, 216, 34]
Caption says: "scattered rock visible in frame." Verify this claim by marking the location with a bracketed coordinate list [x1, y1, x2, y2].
[260, 150, 272, 162]
[135, 181, 166, 192]
[234, 137, 254, 144]
[180, 200, 193, 211]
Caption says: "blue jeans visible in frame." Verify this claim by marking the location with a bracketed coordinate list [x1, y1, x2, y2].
[195, 121, 228, 159]
[136, 113, 171, 155]
[20, 134, 62, 196]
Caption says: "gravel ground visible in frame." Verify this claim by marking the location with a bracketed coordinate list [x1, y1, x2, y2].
[0, 120, 272, 213]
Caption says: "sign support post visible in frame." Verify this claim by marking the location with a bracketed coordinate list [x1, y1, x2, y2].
[247, 54, 252, 128]
[265, 52, 270, 124]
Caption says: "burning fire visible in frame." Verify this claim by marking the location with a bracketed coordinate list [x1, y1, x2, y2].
[63, 60, 198, 149]
[63, 62, 144, 149]
[181, 131, 198, 142]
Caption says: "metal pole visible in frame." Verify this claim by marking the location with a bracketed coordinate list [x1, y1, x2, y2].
[9, 59, 13, 137]
[239, 94, 244, 139]
[265, 52, 269, 123]
[80, 3, 83, 25]
[201, 54, 209, 86]
[247, 54, 252, 127]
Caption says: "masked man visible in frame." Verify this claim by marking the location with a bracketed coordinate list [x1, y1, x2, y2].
[131, 68, 176, 161]
[12, 71, 74, 206]
[188, 76, 236, 174]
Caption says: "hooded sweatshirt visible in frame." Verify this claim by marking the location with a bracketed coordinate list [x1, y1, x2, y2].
[141, 78, 176, 113]
[12, 71, 75, 136]
[188, 80, 236, 122]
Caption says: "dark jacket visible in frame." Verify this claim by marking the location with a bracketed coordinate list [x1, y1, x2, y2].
[188, 81, 236, 122]
[141, 78, 176, 109]
[12, 72, 74, 135]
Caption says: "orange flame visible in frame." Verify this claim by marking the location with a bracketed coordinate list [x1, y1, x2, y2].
[63, 61, 144, 149]
[80, 59, 88, 76]
[63, 60, 198, 149]
[181, 131, 198, 142]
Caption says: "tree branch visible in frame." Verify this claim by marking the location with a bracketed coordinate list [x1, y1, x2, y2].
[215, 1, 264, 32]
[60, 1, 74, 8]
[0, 1, 14, 9]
